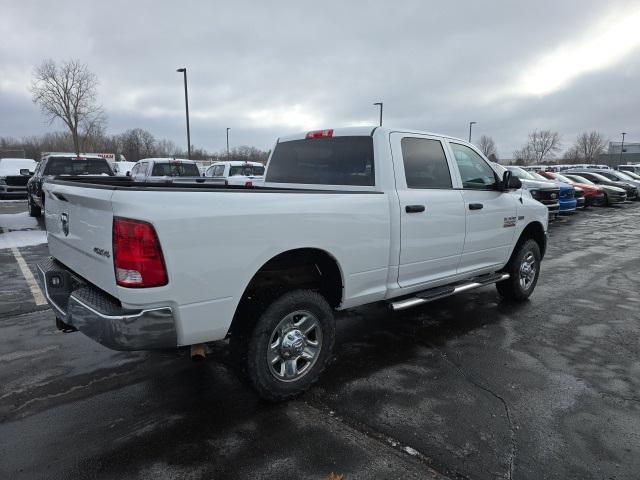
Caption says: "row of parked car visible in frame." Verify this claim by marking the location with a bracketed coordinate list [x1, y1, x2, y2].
[2, 153, 639, 222]
[493, 163, 640, 219]
[109, 158, 265, 185]
[0, 154, 268, 214]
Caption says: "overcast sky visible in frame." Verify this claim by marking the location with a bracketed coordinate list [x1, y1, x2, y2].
[1, 0, 639, 157]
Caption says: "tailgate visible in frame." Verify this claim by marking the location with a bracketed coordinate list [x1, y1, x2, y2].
[44, 181, 118, 296]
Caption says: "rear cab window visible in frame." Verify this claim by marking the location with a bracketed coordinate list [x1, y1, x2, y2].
[229, 165, 265, 177]
[266, 136, 374, 187]
[151, 162, 200, 177]
[43, 157, 114, 176]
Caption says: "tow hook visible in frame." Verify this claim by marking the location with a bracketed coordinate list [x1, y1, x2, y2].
[190, 343, 206, 362]
[55, 317, 78, 333]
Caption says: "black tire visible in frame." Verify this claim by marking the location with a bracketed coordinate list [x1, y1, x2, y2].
[230, 289, 335, 402]
[496, 239, 541, 302]
[28, 196, 41, 217]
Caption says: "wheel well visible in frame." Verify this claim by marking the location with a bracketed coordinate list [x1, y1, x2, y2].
[516, 221, 546, 258]
[227, 248, 343, 336]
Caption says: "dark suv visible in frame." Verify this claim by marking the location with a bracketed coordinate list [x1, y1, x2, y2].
[27, 154, 114, 217]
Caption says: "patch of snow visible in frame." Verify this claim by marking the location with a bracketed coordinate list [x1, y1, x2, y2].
[0, 230, 47, 249]
[403, 446, 419, 456]
[0, 199, 27, 203]
[0, 212, 39, 230]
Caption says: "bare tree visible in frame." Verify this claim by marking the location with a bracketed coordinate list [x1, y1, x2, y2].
[514, 130, 561, 164]
[573, 131, 606, 163]
[31, 59, 105, 155]
[562, 145, 581, 164]
[477, 135, 497, 158]
[117, 128, 157, 161]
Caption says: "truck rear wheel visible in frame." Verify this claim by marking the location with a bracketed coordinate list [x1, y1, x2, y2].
[231, 289, 335, 402]
[496, 239, 541, 302]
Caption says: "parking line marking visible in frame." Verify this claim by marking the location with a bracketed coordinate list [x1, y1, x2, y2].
[1, 227, 47, 306]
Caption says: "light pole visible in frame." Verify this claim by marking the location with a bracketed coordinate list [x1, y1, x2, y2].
[619, 132, 627, 164]
[226, 128, 230, 160]
[373, 102, 383, 126]
[468, 121, 476, 142]
[176, 68, 191, 159]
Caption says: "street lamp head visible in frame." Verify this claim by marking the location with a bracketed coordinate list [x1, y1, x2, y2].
[176, 68, 186, 73]
[470, 121, 477, 125]
[373, 102, 382, 106]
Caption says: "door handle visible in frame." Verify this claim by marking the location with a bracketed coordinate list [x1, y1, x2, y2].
[469, 203, 484, 210]
[405, 205, 425, 213]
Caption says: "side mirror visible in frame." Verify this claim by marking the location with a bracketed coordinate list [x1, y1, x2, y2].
[502, 170, 521, 190]
[126, 171, 131, 177]
[508, 174, 522, 189]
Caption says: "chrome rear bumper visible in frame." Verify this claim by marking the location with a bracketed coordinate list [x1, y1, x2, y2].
[36, 257, 177, 351]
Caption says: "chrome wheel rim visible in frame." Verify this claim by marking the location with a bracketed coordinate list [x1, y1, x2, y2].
[267, 310, 322, 382]
[519, 252, 537, 290]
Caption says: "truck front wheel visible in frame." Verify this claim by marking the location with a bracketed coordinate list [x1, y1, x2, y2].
[496, 239, 541, 302]
[231, 289, 335, 402]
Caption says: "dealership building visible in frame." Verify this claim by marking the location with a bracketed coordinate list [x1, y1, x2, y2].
[608, 141, 640, 155]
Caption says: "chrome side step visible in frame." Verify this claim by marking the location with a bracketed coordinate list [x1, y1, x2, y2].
[389, 273, 510, 311]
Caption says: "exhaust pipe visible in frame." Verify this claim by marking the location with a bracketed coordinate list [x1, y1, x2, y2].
[190, 343, 206, 362]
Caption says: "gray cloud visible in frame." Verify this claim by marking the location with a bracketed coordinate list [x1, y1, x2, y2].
[1, 0, 639, 157]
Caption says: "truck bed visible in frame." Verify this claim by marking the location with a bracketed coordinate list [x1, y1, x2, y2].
[46, 176, 382, 194]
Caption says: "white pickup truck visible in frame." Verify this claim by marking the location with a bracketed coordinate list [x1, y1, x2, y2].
[37, 127, 548, 400]
[204, 160, 266, 187]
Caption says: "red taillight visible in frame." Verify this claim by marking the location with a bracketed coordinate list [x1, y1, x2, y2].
[305, 129, 334, 139]
[245, 180, 253, 188]
[113, 217, 167, 288]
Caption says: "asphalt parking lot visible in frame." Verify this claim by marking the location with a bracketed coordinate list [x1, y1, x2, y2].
[1, 200, 639, 479]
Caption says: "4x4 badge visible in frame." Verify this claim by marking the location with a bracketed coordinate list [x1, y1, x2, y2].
[61, 213, 69, 236]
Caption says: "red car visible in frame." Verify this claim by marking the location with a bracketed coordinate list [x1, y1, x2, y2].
[537, 171, 605, 207]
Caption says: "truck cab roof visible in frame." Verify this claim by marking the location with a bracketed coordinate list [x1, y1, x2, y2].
[277, 126, 467, 143]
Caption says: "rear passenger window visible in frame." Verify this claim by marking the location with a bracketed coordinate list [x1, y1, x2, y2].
[401, 138, 452, 189]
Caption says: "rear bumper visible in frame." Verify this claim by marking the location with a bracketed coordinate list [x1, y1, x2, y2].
[36, 257, 177, 351]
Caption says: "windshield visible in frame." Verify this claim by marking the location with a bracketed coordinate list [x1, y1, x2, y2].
[555, 174, 573, 183]
[266, 136, 374, 186]
[566, 174, 594, 185]
[151, 162, 200, 176]
[622, 170, 640, 180]
[585, 172, 613, 183]
[614, 171, 634, 181]
[507, 166, 536, 180]
[44, 158, 113, 176]
[229, 165, 265, 177]
[529, 172, 549, 181]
